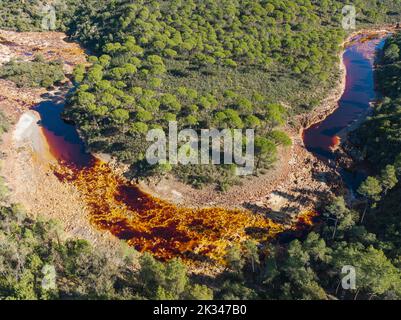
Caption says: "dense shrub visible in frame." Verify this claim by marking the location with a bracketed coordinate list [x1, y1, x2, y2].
[0, 55, 65, 88]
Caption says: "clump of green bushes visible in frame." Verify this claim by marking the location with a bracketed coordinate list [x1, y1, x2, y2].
[0, 54, 65, 88]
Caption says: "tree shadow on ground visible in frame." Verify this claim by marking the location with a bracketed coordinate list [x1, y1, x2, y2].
[243, 202, 295, 225]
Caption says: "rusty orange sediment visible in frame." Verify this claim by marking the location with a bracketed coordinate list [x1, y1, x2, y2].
[329, 135, 341, 152]
[293, 209, 318, 229]
[53, 159, 290, 263]
[0, 29, 318, 264]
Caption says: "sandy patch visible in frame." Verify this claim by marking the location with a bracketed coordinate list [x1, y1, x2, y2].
[0, 29, 86, 73]
[2, 125, 119, 248]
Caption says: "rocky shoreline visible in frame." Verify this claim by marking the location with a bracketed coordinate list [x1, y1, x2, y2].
[0, 30, 121, 250]
[0, 27, 393, 240]
[138, 34, 351, 218]
[138, 27, 395, 221]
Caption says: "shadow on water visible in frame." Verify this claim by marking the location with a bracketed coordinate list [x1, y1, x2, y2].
[33, 92, 92, 168]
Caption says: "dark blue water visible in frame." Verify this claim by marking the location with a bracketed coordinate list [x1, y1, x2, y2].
[304, 36, 386, 159]
[33, 93, 92, 167]
[303, 35, 387, 190]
